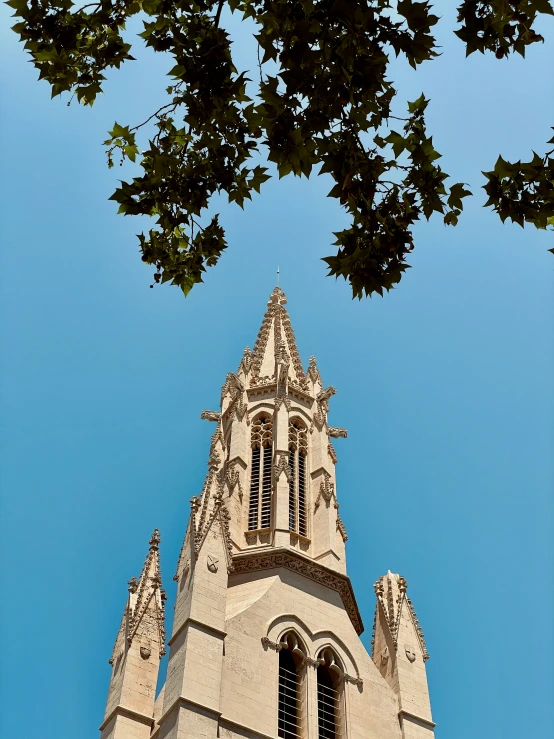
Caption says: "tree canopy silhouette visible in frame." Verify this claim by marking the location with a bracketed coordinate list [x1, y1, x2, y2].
[9, 0, 554, 297]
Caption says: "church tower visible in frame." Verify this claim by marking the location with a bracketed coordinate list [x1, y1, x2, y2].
[101, 287, 436, 739]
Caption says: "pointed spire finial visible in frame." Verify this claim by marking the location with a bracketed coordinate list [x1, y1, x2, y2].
[269, 285, 287, 306]
[149, 528, 161, 550]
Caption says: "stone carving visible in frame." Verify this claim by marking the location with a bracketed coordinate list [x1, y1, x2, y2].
[329, 427, 348, 438]
[314, 471, 335, 510]
[405, 645, 416, 663]
[344, 673, 364, 688]
[140, 646, 151, 660]
[274, 396, 292, 411]
[381, 646, 389, 665]
[224, 462, 243, 500]
[307, 355, 321, 384]
[317, 386, 337, 403]
[238, 346, 252, 374]
[336, 515, 348, 542]
[222, 372, 245, 395]
[274, 451, 292, 482]
[233, 550, 363, 635]
[208, 448, 221, 472]
[207, 555, 219, 573]
[201, 410, 221, 422]
[261, 636, 282, 651]
[328, 442, 338, 464]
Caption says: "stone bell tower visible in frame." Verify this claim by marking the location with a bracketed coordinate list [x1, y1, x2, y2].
[101, 287, 436, 739]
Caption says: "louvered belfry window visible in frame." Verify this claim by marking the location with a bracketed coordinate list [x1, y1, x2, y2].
[288, 420, 308, 536]
[278, 633, 306, 739]
[248, 414, 273, 530]
[317, 649, 342, 739]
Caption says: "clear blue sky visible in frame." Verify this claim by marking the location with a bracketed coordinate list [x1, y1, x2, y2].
[1, 3, 553, 738]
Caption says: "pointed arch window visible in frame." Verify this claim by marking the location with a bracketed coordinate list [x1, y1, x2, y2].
[248, 414, 273, 530]
[278, 632, 306, 739]
[317, 648, 343, 739]
[288, 420, 308, 536]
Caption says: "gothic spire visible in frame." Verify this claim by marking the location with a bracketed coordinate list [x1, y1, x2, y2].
[109, 528, 166, 665]
[371, 571, 429, 661]
[249, 287, 307, 389]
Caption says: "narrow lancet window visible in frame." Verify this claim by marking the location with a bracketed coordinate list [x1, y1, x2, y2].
[248, 414, 273, 530]
[317, 649, 342, 739]
[278, 633, 305, 739]
[288, 420, 308, 536]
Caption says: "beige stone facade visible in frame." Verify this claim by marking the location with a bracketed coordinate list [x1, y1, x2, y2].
[101, 288, 436, 739]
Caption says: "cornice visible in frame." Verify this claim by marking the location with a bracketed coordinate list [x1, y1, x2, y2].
[398, 710, 436, 729]
[99, 705, 153, 731]
[168, 616, 227, 647]
[231, 548, 364, 635]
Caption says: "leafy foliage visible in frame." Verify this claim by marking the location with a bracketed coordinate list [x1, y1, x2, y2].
[8, 0, 554, 297]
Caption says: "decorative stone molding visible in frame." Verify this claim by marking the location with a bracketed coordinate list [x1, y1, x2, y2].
[344, 673, 364, 688]
[336, 515, 348, 542]
[398, 710, 436, 729]
[208, 448, 221, 472]
[305, 657, 321, 668]
[314, 470, 336, 510]
[328, 442, 338, 464]
[244, 528, 271, 547]
[238, 346, 252, 374]
[232, 548, 363, 635]
[274, 395, 292, 411]
[274, 452, 292, 482]
[224, 461, 243, 500]
[329, 427, 347, 439]
[222, 372, 245, 395]
[307, 355, 321, 384]
[261, 636, 282, 651]
[201, 410, 221, 422]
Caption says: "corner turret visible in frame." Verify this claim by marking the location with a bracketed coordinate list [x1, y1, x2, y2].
[100, 529, 166, 739]
[371, 572, 435, 738]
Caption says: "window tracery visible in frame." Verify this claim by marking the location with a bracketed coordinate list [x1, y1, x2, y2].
[248, 414, 273, 530]
[288, 419, 308, 536]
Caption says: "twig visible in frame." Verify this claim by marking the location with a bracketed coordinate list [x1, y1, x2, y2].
[214, 0, 225, 28]
[130, 103, 178, 132]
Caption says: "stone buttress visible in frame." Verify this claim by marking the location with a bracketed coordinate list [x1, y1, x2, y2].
[101, 287, 436, 739]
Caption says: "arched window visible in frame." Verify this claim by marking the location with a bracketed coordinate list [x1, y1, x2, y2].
[288, 420, 308, 536]
[248, 414, 273, 530]
[317, 648, 343, 739]
[278, 632, 306, 739]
